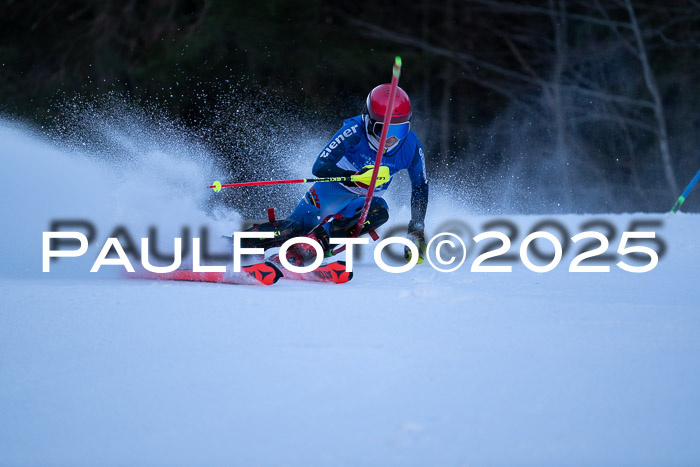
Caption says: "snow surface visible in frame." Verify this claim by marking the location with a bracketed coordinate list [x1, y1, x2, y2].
[1, 121, 700, 466]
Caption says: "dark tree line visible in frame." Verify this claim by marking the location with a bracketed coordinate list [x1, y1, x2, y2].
[2, 0, 699, 212]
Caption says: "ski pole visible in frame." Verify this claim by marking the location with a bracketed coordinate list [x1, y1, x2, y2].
[670, 168, 700, 214]
[352, 56, 402, 237]
[209, 168, 390, 192]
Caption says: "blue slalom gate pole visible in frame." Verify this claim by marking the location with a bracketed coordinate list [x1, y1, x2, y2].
[670, 168, 700, 214]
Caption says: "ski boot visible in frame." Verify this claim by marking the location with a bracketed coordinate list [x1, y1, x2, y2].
[239, 218, 302, 250]
[284, 224, 332, 266]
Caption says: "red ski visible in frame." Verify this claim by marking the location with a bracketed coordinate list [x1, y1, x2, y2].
[132, 262, 283, 286]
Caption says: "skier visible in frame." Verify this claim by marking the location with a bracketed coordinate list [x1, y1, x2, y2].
[248, 84, 429, 266]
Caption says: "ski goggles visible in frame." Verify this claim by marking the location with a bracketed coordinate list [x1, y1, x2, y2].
[369, 119, 410, 141]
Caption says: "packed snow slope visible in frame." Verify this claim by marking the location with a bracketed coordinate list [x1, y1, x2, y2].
[1, 121, 700, 466]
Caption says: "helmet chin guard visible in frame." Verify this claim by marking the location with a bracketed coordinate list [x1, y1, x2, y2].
[363, 115, 409, 152]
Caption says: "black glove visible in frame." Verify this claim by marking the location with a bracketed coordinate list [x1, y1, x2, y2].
[404, 221, 426, 264]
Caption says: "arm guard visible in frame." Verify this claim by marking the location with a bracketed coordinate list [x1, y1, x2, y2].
[313, 156, 354, 178]
[407, 143, 429, 230]
[312, 121, 362, 178]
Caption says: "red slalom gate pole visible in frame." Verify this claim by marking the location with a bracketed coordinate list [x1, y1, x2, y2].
[352, 56, 402, 238]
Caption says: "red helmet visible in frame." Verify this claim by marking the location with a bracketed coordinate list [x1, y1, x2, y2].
[366, 84, 411, 124]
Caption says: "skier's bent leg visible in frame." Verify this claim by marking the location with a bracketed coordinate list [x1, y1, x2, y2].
[288, 193, 323, 234]
[284, 198, 389, 267]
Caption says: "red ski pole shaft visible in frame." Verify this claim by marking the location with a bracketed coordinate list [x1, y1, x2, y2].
[211, 179, 307, 189]
[352, 56, 402, 237]
[209, 175, 356, 191]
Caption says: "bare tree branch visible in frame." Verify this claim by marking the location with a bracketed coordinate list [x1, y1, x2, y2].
[469, 0, 635, 29]
[572, 113, 659, 133]
[593, 0, 639, 57]
[347, 16, 656, 111]
[624, 0, 679, 194]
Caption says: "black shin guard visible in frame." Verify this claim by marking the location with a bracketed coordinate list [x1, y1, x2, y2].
[327, 204, 389, 238]
[240, 219, 302, 250]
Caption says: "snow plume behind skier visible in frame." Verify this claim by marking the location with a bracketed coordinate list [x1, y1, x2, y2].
[245, 84, 429, 266]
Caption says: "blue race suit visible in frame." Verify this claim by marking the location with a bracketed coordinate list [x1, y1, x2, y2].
[288, 115, 429, 234]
